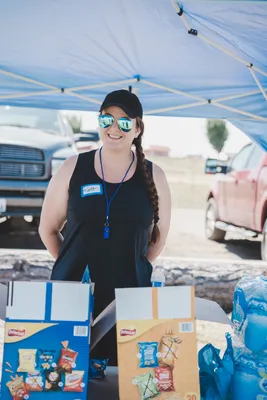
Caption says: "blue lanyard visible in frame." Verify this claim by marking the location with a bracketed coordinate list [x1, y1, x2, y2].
[99, 147, 135, 239]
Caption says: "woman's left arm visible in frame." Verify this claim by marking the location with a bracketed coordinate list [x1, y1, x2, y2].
[146, 164, 171, 263]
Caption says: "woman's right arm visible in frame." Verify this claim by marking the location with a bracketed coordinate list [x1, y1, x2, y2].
[38, 155, 78, 259]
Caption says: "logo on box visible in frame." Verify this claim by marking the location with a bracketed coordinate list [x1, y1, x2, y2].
[8, 328, 26, 337]
[120, 328, 136, 337]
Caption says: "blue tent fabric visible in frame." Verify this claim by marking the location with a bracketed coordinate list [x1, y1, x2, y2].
[1, 0, 267, 147]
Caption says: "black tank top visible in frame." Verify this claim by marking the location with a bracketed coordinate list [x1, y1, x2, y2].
[51, 150, 154, 313]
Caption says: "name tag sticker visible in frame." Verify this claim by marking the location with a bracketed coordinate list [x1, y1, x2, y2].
[81, 183, 103, 197]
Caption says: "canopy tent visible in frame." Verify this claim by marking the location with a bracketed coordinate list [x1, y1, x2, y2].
[1, 0, 267, 148]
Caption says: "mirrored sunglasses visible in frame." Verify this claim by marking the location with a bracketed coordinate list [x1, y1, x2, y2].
[98, 114, 133, 133]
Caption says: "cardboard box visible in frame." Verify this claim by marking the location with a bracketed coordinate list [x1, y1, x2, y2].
[115, 286, 201, 400]
[0, 281, 93, 400]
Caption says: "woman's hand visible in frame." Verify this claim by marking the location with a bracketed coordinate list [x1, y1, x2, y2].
[39, 156, 78, 259]
[146, 164, 171, 263]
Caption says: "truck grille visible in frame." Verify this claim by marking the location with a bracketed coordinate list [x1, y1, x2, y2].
[0, 145, 45, 179]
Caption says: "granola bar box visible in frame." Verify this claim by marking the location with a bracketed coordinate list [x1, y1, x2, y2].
[115, 286, 200, 400]
[1, 281, 94, 400]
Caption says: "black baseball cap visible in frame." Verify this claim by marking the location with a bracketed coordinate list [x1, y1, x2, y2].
[99, 89, 143, 119]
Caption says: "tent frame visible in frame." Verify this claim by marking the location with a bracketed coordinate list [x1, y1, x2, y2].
[0, 0, 266, 122]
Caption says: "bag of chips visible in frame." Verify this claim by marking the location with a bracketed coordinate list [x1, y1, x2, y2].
[158, 335, 182, 367]
[17, 349, 37, 373]
[155, 366, 175, 392]
[25, 370, 44, 391]
[6, 375, 30, 400]
[44, 370, 62, 391]
[138, 342, 159, 368]
[37, 349, 57, 371]
[133, 372, 160, 399]
[63, 370, 85, 392]
[58, 341, 78, 373]
[89, 358, 109, 379]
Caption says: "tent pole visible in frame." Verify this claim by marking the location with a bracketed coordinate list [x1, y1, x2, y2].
[142, 79, 205, 101]
[171, 1, 267, 78]
[0, 90, 60, 100]
[145, 101, 207, 114]
[214, 89, 267, 103]
[65, 90, 102, 104]
[0, 69, 58, 90]
[68, 78, 138, 92]
[248, 68, 267, 103]
[212, 103, 267, 121]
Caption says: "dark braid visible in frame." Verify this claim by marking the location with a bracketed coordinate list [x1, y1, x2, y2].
[133, 117, 160, 245]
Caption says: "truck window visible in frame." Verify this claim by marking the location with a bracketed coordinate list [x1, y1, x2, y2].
[229, 144, 253, 172]
[246, 144, 265, 170]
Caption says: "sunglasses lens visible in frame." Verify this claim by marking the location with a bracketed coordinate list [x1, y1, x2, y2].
[98, 115, 114, 128]
[118, 118, 133, 132]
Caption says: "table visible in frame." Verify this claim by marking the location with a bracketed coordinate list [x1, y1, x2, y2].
[88, 367, 119, 399]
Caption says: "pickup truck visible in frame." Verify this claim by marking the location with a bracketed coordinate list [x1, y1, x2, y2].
[205, 141, 267, 260]
[0, 106, 99, 229]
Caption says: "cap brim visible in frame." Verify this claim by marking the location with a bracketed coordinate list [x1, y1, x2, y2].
[99, 102, 137, 119]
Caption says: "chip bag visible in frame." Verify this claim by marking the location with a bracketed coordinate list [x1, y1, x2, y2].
[133, 372, 160, 399]
[58, 341, 78, 373]
[25, 370, 44, 392]
[17, 349, 37, 373]
[64, 370, 85, 392]
[89, 358, 109, 379]
[6, 375, 30, 400]
[138, 342, 159, 368]
[155, 366, 175, 392]
[37, 349, 56, 370]
[158, 335, 182, 367]
[44, 370, 62, 391]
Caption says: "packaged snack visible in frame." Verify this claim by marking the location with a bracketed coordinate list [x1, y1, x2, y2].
[133, 372, 160, 399]
[138, 342, 159, 368]
[37, 349, 56, 370]
[44, 370, 62, 391]
[155, 366, 175, 392]
[158, 336, 182, 367]
[25, 370, 44, 391]
[89, 358, 109, 379]
[58, 348, 78, 373]
[17, 349, 37, 373]
[6, 375, 29, 400]
[64, 370, 85, 392]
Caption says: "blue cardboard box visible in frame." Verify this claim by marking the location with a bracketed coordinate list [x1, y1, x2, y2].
[1, 281, 93, 400]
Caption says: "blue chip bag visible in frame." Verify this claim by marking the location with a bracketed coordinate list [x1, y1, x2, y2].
[37, 350, 57, 371]
[89, 358, 109, 379]
[138, 342, 159, 368]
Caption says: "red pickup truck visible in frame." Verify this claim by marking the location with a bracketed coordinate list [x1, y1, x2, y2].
[205, 141, 267, 260]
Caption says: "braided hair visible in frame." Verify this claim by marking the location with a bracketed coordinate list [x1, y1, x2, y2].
[133, 117, 160, 244]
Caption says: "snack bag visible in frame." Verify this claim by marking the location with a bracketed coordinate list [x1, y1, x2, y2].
[58, 341, 78, 373]
[17, 349, 37, 373]
[138, 342, 159, 368]
[133, 372, 160, 399]
[158, 335, 182, 367]
[89, 358, 109, 379]
[25, 370, 44, 392]
[63, 370, 85, 392]
[155, 366, 175, 392]
[6, 375, 29, 400]
[44, 370, 62, 391]
[37, 349, 57, 370]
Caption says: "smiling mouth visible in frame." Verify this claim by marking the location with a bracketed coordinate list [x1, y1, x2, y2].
[108, 134, 123, 140]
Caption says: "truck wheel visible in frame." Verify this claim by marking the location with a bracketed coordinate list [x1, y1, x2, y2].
[205, 198, 226, 241]
[261, 218, 267, 261]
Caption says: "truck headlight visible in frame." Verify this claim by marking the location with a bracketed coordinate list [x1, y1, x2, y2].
[51, 159, 65, 175]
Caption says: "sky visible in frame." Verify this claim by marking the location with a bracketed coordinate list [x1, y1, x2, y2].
[65, 110, 251, 158]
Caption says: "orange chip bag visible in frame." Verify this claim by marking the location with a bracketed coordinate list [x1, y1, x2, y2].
[58, 348, 78, 373]
[25, 370, 44, 391]
[64, 370, 85, 392]
[158, 335, 182, 367]
[6, 375, 30, 400]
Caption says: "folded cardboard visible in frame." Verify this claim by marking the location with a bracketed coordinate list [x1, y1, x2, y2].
[115, 286, 201, 400]
[1, 281, 93, 400]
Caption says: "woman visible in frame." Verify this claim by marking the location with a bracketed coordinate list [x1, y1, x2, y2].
[39, 89, 171, 365]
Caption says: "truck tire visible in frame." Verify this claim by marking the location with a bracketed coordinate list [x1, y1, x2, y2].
[261, 218, 267, 261]
[205, 198, 226, 242]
